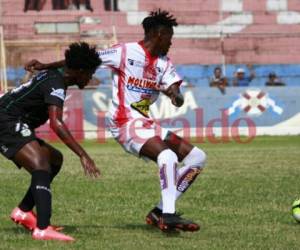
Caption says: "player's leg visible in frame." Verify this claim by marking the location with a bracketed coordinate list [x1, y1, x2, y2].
[165, 132, 206, 201]
[146, 132, 206, 231]
[12, 141, 52, 231]
[12, 141, 73, 241]
[140, 136, 178, 216]
[17, 140, 63, 213]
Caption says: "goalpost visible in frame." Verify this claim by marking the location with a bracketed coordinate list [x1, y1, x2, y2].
[0, 25, 8, 93]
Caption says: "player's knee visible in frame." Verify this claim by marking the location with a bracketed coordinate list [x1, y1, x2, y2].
[52, 149, 63, 167]
[183, 147, 206, 169]
[50, 151, 63, 179]
[157, 149, 178, 167]
[31, 157, 51, 172]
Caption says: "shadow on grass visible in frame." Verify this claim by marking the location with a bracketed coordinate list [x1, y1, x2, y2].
[286, 221, 300, 226]
[116, 223, 182, 237]
[4, 224, 182, 238]
[62, 223, 182, 237]
[2, 227, 30, 235]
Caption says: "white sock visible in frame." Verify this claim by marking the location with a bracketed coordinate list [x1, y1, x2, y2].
[157, 149, 178, 214]
[157, 165, 198, 210]
[157, 147, 206, 210]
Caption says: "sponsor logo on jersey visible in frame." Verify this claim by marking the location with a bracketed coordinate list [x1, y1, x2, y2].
[98, 49, 117, 56]
[36, 71, 48, 81]
[130, 99, 151, 117]
[126, 76, 159, 94]
[11, 79, 33, 94]
[15, 122, 32, 137]
[20, 127, 31, 137]
[156, 66, 163, 73]
[127, 58, 144, 68]
[50, 88, 65, 101]
[0, 145, 8, 153]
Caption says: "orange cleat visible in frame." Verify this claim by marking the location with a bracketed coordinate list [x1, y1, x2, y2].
[10, 207, 36, 231]
[32, 226, 74, 242]
[10, 207, 64, 231]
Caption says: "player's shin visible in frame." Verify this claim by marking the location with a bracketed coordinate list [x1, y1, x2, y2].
[18, 186, 35, 212]
[18, 164, 61, 212]
[30, 170, 52, 229]
[156, 147, 206, 210]
[157, 149, 178, 214]
[176, 147, 206, 199]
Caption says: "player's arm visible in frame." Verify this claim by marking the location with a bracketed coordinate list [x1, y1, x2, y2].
[25, 60, 65, 72]
[25, 46, 122, 72]
[48, 105, 100, 178]
[162, 81, 184, 107]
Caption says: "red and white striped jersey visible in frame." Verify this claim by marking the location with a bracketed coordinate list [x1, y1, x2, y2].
[99, 41, 182, 127]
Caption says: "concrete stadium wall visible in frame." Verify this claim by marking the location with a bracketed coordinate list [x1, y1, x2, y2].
[1, 0, 300, 65]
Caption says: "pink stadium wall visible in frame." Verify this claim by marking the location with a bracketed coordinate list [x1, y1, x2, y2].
[1, 0, 300, 65]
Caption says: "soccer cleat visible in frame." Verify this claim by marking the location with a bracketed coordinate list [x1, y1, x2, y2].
[32, 226, 74, 242]
[158, 213, 200, 232]
[10, 207, 37, 231]
[10, 207, 64, 231]
[146, 207, 162, 227]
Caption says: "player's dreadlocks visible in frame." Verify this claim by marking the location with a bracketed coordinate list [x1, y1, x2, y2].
[142, 9, 178, 34]
[65, 42, 101, 71]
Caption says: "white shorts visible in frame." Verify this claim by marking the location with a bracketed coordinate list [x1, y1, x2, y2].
[108, 116, 169, 157]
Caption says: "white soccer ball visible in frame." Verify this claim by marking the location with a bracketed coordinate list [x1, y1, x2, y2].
[292, 199, 300, 222]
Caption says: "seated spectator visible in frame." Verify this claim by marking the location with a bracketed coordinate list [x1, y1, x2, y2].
[52, 0, 67, 10]
[232, 65, 255, 87]
[73, 0, 93, 11]
[104, 0, 119, 11]
[209, 66, 227, 94]
[24, 0, 44, 11]
[265, 72, 285, 86]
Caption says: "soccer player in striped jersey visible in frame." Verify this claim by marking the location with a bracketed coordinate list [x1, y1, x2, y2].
[25, 10, 207, 232]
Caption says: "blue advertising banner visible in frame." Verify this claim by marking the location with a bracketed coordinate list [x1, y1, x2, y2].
[83, 86, 300, 139]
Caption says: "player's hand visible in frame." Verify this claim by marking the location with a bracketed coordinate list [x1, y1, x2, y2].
[80, 154, 100, 178]
[171, 93, 184, 107]
[24, 59, 46, 72]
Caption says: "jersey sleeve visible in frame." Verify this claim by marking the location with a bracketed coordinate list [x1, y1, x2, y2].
[98, 45, 123, 70]
[39, 74, 66, 109]
[160, 60, 182, 89]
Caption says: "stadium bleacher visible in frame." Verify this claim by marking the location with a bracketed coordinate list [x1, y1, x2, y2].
[1, 0, 300, 87]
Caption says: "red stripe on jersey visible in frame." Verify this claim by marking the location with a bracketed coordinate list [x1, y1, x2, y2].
[138, 41, 158, 81]
[114, 44, 130, 127]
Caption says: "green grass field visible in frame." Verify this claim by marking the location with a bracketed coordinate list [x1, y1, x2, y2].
[0, 136, 300, 250]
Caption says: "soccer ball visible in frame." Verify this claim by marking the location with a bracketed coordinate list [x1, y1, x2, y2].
[292, 199, 300, 222]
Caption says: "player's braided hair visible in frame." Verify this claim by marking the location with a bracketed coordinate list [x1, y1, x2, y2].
[65, 42, 101, 71]
[142, 9, 178, 34]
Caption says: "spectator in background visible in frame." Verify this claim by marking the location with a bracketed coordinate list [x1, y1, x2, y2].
[232, 65, 255, 87]
[24, 0, 42, 11]
[209, 66, 227, 94]
[265, 72, 285, 86]
[104, 0, 119, 11]
[52, 0, 67, 9]
[73, 0, 93, 11]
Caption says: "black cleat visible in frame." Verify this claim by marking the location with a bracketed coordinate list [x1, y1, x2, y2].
[146, 207, 162, 227]
[158, 213, 200, 232]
